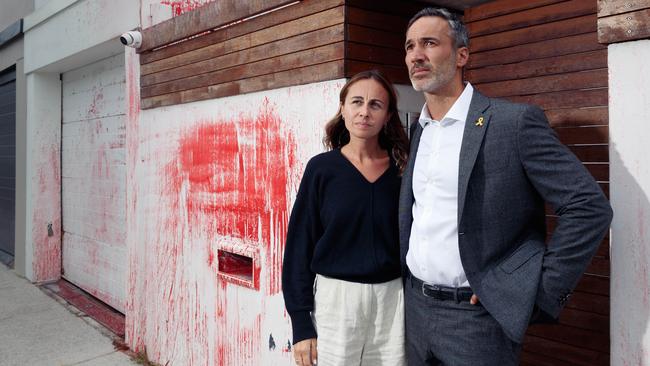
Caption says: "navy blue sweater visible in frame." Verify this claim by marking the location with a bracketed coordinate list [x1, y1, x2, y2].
[282, 149, 402, 344]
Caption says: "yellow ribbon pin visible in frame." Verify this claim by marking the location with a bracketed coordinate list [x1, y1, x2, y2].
[475, 116, 484, 126]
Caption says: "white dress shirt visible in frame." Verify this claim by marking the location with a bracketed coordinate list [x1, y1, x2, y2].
[406, 83, 474, 287]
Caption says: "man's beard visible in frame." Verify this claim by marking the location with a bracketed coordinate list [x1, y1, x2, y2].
[409, 54, 457, 93]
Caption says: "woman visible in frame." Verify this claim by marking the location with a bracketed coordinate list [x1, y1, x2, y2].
[282, 70, 409, 366]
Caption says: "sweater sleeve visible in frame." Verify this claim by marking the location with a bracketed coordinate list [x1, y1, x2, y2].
[282, 159, 323, 344]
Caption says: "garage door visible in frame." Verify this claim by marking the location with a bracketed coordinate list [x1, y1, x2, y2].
[61, 54, 126, 312]
[0, 68, 16, 257]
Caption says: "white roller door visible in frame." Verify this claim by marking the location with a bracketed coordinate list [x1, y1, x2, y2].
[61, 54, 126, 312]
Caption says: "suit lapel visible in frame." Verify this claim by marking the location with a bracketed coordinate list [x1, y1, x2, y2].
[457, 91, 491, 221]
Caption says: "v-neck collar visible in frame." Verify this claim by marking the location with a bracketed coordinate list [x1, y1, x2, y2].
[336, 149, 392, 184]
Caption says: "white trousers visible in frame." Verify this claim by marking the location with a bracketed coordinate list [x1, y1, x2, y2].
[313, 275, 406, 366]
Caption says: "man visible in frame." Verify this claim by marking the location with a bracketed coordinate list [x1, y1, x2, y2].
[399, 7, 613, 365]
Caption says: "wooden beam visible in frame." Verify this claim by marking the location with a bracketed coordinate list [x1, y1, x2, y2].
[597, 0, 650, 17]
[544, 107, 609, 128]
[464, 0, 564, 23]
[598, 8, 650, 43]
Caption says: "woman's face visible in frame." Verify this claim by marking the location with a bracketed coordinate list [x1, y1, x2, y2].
[340, 78, 391, 143]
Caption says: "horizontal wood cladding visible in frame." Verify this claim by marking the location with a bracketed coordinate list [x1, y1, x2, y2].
[139, 0, 296, 52]
[141, 60, 344, 109]
[468, 32, 605, 69]
[521, 335, 609, 366]
[343, 2, 420, 84]
[140, 0, 345, 64]
[598, 7, 650, 43]
[465, 1, 611, 365]
[140, 0, 427, 108]
[467, 0, 596, 37]
[142, 42, 345, 99]
[465, 50, 607, 84]
[470, 14, 598, 53]
[140, 1, 347, 109]
[464, 0, 565, 22]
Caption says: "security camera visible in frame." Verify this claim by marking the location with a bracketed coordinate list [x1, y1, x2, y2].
[120, 31, 142, 48]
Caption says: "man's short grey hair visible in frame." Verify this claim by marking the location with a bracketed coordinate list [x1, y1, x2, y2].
[406, 7, 469, 49]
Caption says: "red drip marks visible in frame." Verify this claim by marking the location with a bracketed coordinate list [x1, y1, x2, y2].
[124, 48, 143, 352]
[87, 86, 104, 118]
[33, 145, 61, 282]
[176, 99, 297, 294]
[45, 280, 126, 337]
[160, 0, 215, 16]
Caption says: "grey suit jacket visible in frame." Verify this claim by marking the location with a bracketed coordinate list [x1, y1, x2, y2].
[398, 90, 613, 343]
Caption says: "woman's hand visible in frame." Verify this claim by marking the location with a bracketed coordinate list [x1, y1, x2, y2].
[293, 338, 317, 366]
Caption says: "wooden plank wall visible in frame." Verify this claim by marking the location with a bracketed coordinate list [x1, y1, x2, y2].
[464, 1, 610, 365]
[343, 0, 427, 83]
[597, 0, 650, 43]
[139, 0, 347, 109]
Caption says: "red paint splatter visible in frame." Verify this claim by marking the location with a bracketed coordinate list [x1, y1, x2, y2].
[160, 0, 215, 16]
[124, 48, 146, 353]
[87, 86, 104, 118]
[33, 145, 61, 282]
[150, 100, 297, 365]
[175, 99, 297, 294]
[207, 250, 215, 266]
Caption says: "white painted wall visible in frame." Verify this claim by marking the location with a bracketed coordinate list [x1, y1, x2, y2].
[609, 39, 650, 366]
[0, 39, 24, 74]
[0, 0, 34, 31]
[21, 0, 139, 282]
[24, 72, 61, 282]
[23, 0, 139, 74]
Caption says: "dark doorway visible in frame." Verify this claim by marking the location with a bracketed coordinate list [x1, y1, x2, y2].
[0, 66, 16, 263]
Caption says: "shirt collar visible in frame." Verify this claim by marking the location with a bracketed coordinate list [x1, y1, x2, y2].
[418, 82, 474, 128]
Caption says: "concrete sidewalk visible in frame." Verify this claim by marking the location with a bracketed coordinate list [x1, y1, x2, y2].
[0, 264, 138, 366]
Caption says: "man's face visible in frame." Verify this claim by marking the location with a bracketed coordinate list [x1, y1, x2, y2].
[404, 16, 466, 94]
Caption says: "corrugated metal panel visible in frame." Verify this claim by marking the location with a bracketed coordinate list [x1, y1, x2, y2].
[61, 54, 127, 312]
[0, 70, 16, 256]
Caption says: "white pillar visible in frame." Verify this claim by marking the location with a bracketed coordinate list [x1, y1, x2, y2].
[609, 39, 650, 366]
[24, 72, 61, 282]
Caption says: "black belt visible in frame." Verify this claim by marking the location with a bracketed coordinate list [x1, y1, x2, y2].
[408, 271, 473, 303]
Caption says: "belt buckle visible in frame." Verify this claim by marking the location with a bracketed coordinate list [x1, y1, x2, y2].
[421, 283, 440, 298]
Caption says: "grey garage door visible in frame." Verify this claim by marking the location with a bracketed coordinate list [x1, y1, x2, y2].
[0, 68, 16, 256]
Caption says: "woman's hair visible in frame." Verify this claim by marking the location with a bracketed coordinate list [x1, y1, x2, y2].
[323, 70, 409, 174]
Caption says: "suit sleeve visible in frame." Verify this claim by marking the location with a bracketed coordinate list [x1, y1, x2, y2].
[282, 159, 323, 344]
[516, 105, 613, 318]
